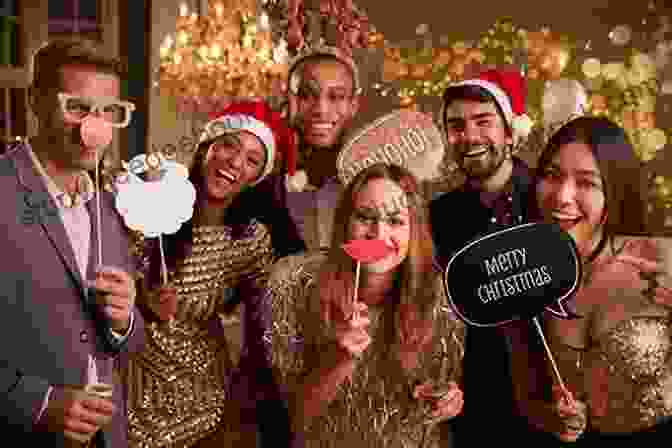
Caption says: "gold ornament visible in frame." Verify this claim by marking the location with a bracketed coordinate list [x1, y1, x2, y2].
[382, 57, 404, 82]
[399, 96, 414, 107]
[582, 58, 602, 78]
[466, 48, 485, 64]
[602, 62, 624, 80]
[410, 64, 430, 79]
[449, 54, 467, 78]
[435, 49, 453, 66]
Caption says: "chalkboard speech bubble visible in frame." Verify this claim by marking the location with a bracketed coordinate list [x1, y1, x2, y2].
[443, 222, 582, 327]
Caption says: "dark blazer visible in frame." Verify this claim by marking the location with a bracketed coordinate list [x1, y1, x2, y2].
[430, 157, 533, 267]
[429, 157, 539, 445]
[0, 144, 145, 446]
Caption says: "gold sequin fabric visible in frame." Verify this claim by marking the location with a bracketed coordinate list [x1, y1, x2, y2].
[265, 253, 466, 448]
[588, 316, 672, 433]
[127, 223, 273, 448]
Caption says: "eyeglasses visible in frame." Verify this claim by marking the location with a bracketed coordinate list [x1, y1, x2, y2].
[57, 92, 136, 128]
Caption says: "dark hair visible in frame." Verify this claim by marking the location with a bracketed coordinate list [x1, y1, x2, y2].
[290, 54, 358, 96]
[145, 138, 257, 289]
[31, 39, 127, 92]
[532, 116, 649, 260]
[441, 84, 510, 135]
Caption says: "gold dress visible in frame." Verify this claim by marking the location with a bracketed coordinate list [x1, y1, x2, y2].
[126, 222, 274, 447]
[548, 236, 672, 436]
[265, 252, 466, 448]
[585, 316, 672, 433]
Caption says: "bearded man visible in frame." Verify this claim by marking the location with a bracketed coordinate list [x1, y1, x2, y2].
[429, 69, 562, 446]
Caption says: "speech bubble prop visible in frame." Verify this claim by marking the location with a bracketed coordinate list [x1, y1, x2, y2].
[114, 153, 195, 238]
[444, 222, 582, 328]
[444, 222, 582, 406]
[337, 110, 445, 186]
[114, 153, 196, 284]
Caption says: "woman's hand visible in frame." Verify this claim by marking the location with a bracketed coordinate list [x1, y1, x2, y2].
[147, 283, 178, 322]
[550, 385, 587, 442]
[333, 301, 371, 360]
[617, 254, 672, 308]
[413, 381, 464, 424]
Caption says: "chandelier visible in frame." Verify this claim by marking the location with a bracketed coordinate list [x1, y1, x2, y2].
[157, 0, 290, 114]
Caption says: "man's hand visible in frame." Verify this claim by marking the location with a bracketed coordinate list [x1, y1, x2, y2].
[90, 266, 136, 333]
[413, 381, 464, 424]
[40, 386, 116, 443]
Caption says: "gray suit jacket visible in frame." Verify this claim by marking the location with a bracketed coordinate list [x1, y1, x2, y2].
[0, 144, 145, 446]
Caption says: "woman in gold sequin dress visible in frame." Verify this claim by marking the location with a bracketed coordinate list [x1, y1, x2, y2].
[265, 163, 466, 448]
[513, 116, 672, 444]
[126, 102, 292, 448]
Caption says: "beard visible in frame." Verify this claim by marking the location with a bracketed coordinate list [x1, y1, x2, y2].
[455, 141, 509, 180]
[46, 128, 101, 173]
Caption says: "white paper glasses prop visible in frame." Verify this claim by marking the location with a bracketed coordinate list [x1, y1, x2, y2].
[443, 222, 583, 406]
[114, 152, 196, 284]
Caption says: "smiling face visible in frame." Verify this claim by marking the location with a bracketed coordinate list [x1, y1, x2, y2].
[200, 131, 267, 201]
[291, 58, 359, 148]
[348, 178, 411, 273]
[444, 99, 512, 180]
[31, 64, 120, 172]
[536, 142, 607, 256]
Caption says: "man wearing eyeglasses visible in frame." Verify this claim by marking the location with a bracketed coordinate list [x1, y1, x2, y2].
[0, 39, 144, 447]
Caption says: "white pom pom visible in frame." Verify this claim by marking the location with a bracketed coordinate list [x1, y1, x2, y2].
[285, 170, 308, 192]
[511, 114, 534, 139]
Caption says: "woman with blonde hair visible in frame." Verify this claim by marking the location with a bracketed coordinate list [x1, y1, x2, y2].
[265, 161, 465, 447]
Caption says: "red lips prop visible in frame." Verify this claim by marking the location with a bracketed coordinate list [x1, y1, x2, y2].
[341, 239, 395, 322]
[341, 239, 394, 263]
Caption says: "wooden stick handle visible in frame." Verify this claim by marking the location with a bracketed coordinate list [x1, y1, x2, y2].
[532, 316, 574, 406]
[159, 235, 168, 285]
[95, 152, 103, 268]
[352, 261, 361, 321]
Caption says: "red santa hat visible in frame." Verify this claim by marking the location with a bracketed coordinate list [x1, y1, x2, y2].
[441, 68, 534, 144]
[203, 100, 298, 185]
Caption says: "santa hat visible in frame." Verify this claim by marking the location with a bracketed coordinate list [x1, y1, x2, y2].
[441, 68, 534, 144]
[200, 100, 297, 185]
